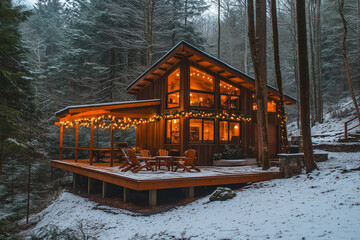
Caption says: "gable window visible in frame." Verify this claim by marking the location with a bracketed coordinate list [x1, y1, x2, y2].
[189, 67, 214, 108]
[220, 81, 240, 110]
[167, 68, 180, 108]
[189, 118, 214, 143]
[166, 119, 180, 144]
[219, 121, 240, 143]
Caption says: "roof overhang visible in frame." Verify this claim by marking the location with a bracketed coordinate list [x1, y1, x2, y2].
[126, 41, 296, 105]
[55, 99, 161, 122]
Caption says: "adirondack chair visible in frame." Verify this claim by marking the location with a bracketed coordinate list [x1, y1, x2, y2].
[174, 149, 201, 172]
[140, 149, 156, 167]
[156, 149, 169, 170]
[120, 148, 135, 172]
[127, 149, 154, 173]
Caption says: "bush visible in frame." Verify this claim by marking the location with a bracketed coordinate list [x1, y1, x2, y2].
[212, 144, 245, 160]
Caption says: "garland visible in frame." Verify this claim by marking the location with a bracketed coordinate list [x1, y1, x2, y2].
[59, 110, 251, 130]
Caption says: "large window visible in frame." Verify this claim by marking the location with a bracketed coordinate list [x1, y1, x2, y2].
[219, 121, 240, 143]
[167, 68, 180, 108]
[252, 100, 277, 112]
[189, 119, 214, 143]
[166, 119, 180, 143]
[189, 67, 214, 108]
[220, 81, 240, 110]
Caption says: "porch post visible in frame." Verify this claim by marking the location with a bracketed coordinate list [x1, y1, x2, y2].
[89, 121, 94, 165]
[59, 125, 63, 160]
[110, 121, 114, 167]
[102, 181, 108, 198]
[75, 124, 79, 162]
[149, 189, 157, 207]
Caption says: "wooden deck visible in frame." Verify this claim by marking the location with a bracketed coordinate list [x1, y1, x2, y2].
[51, 160, 283, 191]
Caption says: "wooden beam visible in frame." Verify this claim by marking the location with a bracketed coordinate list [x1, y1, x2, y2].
[158, 67, 167, 71]
[89, 121, 94, 165]
[88, 177, 93, 194]
[123, 187, 129, 203]
[164, 62, 174, 66]
[75, 124, 79, 162]
[151, 72, 161, 76]
[143, 78, 153, 82]
[110, 121, 114, 167]
[102, 181, 108, 198]
[217, 70, 225, 74]
[185, 187, 194, 198]
[149, 189, 157, 206]
[59, 125, 63, 160]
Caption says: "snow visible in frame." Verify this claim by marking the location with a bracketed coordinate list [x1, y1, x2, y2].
[24, 151, 360, 240]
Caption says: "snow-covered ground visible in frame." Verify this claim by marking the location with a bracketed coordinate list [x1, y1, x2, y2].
[24, 151, 360, 240]
[288, 98, 360, 143]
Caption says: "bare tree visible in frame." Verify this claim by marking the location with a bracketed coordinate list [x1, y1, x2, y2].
[218, 0, 221, 58]
[296, 0, 317, 173]
[142, 0, 157, 67]
[248, 0, 270, 170]
[271, 0, 288, 153]
[308, 0, 317, 126]
[315, 0, 323, 123]
[339, 0, 360, 122]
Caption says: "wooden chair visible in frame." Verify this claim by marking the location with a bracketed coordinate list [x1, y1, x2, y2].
[140, 149, 156, 167]
[174, 149, 201, 172]
[127, 149, 154, 173]
[119, 148, 134, 172]
[156, 149, 169, 170]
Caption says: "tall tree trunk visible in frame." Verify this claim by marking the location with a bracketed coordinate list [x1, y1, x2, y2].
[243, 0, 248, 74]
[0, 137, 3, 175]
[185, 0, 188, 27]
[248, 0, 270, 170]
[109, 32, 115, 102]
[218, 0, 221, 59]
[339, 0, 360, 122]
[142, 0, 156, 67]
[315, 0, 323, 123]
[271, 0, 288, 153]
[296, 0, 317, 173]
[308, 0, 317, 126]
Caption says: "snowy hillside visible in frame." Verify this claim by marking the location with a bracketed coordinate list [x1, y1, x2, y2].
[23, 151, 360, 240]
[288, 98, 360, 143]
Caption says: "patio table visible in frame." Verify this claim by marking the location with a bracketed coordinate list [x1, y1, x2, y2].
[155, 156, 175, 171]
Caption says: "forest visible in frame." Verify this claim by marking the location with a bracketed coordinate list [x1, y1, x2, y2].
[0, 0, 359, 238]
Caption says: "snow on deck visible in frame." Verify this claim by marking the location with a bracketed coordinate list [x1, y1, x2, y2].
[56, 160, 278, 181]
[25, 151, 360, 239]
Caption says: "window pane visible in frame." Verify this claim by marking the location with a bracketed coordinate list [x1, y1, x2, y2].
[229, 122, 240, 143]
[203, 120, 214, 142]
[168, 68, 180, 92]
[189, 119, 202, 143]
[219, 121, 228, 142]
[190, 92, 214, 108]
[268, 100, 276, 112]
[166, 119, 180, 143]
[230, 96, 239, 109]
[220, 81, 239, 95]
[168, 92, 180, 108]
[190, 67, 214, 92]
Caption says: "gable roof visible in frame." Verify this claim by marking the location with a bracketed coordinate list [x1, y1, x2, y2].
[126, 41, 296, 105]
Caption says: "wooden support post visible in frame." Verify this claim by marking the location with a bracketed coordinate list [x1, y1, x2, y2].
[123, 187, 128, 203]
[75, 124, 79, 162]
[102, 181, 108, 198]
[73, 173, 77, 190]
[185, 187, 194, 198]
[90, 121, 94, 165]
[110, 121, 114, 167]
[88, 177, 93, 194]
[149, 189, 157, 207]
[59, 125, 63, 160]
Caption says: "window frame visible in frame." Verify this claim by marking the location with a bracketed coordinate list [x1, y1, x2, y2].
[219, 120, 241, 144]
[166, 67, 181, 109]
[189, 118, 215, 144]
[165, 118, 180, 144]
[219, 80, 240, 110]
[189, 66, 215, 109]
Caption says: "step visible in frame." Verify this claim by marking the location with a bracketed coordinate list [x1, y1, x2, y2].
[314, 142, 360, 152]
[213, 158, 257, 166]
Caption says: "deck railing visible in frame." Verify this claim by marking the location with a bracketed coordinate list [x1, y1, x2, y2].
[344, 116, 360, 139]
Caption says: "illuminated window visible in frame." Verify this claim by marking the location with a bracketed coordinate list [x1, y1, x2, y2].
[189, 119, 214, 143]
[166, 119, 180, 143]
[167, 68, 180, 108]
[190, 92, 214, 108]
[220, 121, 240, 143]
[252, 100, 277, 112]
[189, 67, 214, 108]
[220, 81, 239, 109]
[190, 67, 214, 92]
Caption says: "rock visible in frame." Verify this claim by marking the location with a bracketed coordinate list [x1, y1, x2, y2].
[209, 187, 236, 202]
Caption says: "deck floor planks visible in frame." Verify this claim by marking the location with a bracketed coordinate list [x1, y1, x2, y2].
[51, 160, 283, 191]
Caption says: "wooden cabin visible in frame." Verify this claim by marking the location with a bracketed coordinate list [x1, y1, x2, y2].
[56, 41, 296, 166]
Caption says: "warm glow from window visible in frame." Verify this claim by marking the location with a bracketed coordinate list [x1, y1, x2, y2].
[219, 121, 228, 142]
[168, 68, 180, 93]
[190, 67, 214, 92]
[204, 120, 214, 142]
[252, 101, 277, 112]
[190, 92, 214, 108]
[220, 81, 239, 95]
[229, 122, 240, 143]
[221, 95, 239, 109]
[166, 119, 180, 143]
[168, 92, 180, 108]
[189, 119, 202, 143]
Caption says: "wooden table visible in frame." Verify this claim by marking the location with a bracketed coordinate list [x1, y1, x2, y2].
[155, 156, 175, 171]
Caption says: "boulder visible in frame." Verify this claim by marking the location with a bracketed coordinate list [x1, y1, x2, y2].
[209, 187, 236, 201]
